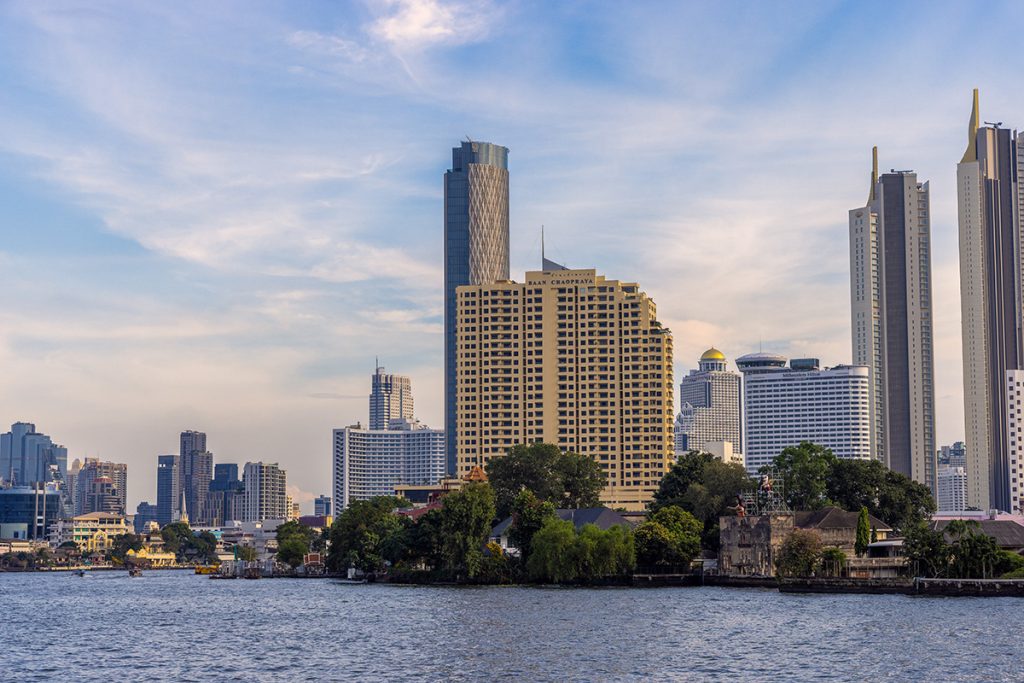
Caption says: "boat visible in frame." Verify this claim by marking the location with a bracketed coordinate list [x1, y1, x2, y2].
[128, 567, 143, 577]
[194, 565, 220, 575]
[73, 569, 86, 577]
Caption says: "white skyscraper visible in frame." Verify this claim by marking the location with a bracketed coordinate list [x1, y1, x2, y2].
[674, 348, 742, 457]
[333, 418, 445, 509]
[241, 462, 287, 522]
[369, 366, 414, 431]
[957, 89, 1024, 512]
[936, 466, 968, 513]
[737, 354, 872, 474]
[849, 147, 936, 491]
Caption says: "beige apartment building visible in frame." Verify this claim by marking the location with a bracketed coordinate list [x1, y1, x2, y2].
[455, 266, 674, 511]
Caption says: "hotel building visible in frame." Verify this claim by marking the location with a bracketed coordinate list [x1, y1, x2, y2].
[369, 366, 414, 430]
[674, 348, 742, 457]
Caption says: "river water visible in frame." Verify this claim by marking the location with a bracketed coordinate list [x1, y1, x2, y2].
[1, 571, 1019, 681]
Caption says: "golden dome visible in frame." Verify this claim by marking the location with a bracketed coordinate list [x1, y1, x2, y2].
[700, 347, 726, 361]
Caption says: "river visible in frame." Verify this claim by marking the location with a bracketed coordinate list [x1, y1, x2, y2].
[1, 571, 1018, 681]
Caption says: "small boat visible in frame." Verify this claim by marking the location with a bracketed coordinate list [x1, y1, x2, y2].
[74, 569, 86, 577]
[194, 565, 219, 575]
[128, 567, 143, 577]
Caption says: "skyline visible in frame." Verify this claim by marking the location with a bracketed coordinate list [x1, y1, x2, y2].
[4, 1, 1024, 508]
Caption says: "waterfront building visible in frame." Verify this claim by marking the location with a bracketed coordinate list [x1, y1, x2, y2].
[938, 441, 967, 469]
[0, 422, 67, 486]
[369, 366, 414, 430]
[75, 458, 127, 515]
[180, 431, 213, 525]
[444, 140, 511, 475]
[241, 462, 287, 522]
[314, 495, 332, 517]
[134, 501, 158, 534]
[849, 148, 937, 490]
[0, 484, 62, 541]
[936, 466, 968, 513]
[51, 511, 132, 553]
[455, 266, 674, 511]
[156, 454, 180, 526]
[674, 348, 742, 457]
[333, 418, 445, 509]
[957, 89, 1024, 511]
[738, 354, 871, 473]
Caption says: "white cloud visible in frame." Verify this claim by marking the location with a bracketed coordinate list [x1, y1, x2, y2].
[367, 0, 495, 49]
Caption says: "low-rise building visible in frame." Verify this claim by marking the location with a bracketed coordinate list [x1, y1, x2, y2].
[51, 512, 133, 553]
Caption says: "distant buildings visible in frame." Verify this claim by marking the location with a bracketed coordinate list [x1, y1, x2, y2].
[738, 354, 871, 473]
[938, 441, 967, 469]
[241, 462, 287, 522]
[0, 422, 67, 486]
[849, 148, 936, 491]
[444, 140, 511, 475]
[156, 454, 180, 526]
[369, 366, 414, 430]
[207, 463, 244, 526]
[674, 348, 742, 458]
[314, 495, 332, 517]
[455, 265, 674, 511]
[937, 466, 968, 513]
[957, 89, 1024, 512]
[134, 501, 158, 533]
[333, 419, 445, 509]
[0, 484, 62, 541]
[51, 512, 132, 553]
[180, 430, 213, 525]
[75, 458, 127, 515]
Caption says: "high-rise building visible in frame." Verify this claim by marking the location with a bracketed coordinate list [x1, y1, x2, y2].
[938, 441, 967, 469]
[241, 462, 287, 522]
[134, 501, 158, 534]
[674, 348, 742, 457]
[75, 458, 127, 515]
[0, 422, 67, 486]
[333, 418, 445, 509]
[936, 466, 968, 513]
[738, 354, 872, 474]
[369, 366, 414, 430]
[314, 495, 332, 517]
[1005, 371, 1024, 513]
[849, 148, 936, 491]
[444, 140, 510, 475]
[957, 89, 1024, 511]
[156, 454, 179, 526]
[0, 484, 62, 541]
[207, 463, 244, 525]
[179, 431, 212, 525]
[455, 266, 674, 511]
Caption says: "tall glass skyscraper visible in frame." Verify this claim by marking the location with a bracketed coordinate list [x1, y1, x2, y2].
[156, 454, 179, 526]
[444, 140, 510, 474]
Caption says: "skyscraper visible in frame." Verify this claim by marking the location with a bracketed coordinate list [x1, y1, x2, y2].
[156, 454, 179, 526]
[444, 140, 510, 474]
[849, 148, 936, 490]
[738, 354, 872, 474]
[241, 462, 287, 522]
[369, 366, 414, 430]
[674, 348, 743, 456]
[179, 430, 212, 524]
[455, 266, 674, 511]
[0, 422, 67, 486]
[75, 458, 127, 515]
[957, 89, 1024, 511]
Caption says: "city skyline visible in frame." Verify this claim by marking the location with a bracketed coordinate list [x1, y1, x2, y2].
[4, 2, 1024, 508]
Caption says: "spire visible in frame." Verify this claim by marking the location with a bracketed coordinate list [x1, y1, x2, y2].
[867, 146, 878, 204]
[961, 88, 980, 163]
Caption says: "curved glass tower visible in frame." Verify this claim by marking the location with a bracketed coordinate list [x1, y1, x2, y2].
[444, 141, 510, 474]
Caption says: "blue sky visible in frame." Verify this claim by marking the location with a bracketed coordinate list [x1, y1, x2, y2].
[2, 0, 1023, 509]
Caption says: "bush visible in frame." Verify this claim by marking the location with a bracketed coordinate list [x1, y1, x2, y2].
[776, 529, 823, 577]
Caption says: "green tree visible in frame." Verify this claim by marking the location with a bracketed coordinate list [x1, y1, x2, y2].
[234, 544, 258, 562]
[767, 442, 836, 510]
[651, 451, 716, 511]
[903, 521, 950, 578]
[326, 496, 407, 573]
[277, 537, 309, 568]
[820, 547, 846, 577]
[527, 517, 579, 582]
[108, 533, 144, 563]
[855, 506, 871, 556]
[825, 458, 935, 532]
[508, 489, 557, 561]
[440, 483, 496, 578]
[776, 529, 823, 577]
[486, 443, 604, 518]
[404, 508, 445, 570]
[160, 522, 193, 557]
[634, 522, 679, 568]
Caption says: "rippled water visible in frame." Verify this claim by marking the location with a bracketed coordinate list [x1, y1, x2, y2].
[1, 571, 1019, 681]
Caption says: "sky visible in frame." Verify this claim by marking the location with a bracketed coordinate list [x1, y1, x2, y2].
[2, 0, 1024, 511]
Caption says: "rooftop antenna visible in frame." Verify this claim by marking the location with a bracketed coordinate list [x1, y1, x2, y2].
[984, 121, 1003, 128]
[541, 225, 545, 264]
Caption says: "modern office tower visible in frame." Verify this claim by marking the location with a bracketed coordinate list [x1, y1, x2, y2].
[156, 454, 180, 526]
[75, 458, 127, 515]
[369, 366, 414, 430]
[66, 458, 81, 515]
[958, 89, 1024, 512]
[241, 462, 287, 522]
[207, 463, 244, 525]
[444, 140, 511, 475]
[134, 501, 158, 533]
[0, 484, 62, 541]
[314, 495, 332, 517]
[938, 441, 967, 469]
[455, 266, 675, 511]
[737, 354, 872, 474]
[333, 418, 445, 509]
[0, 422, 68, 486]
[849, 148, 937, 491]
[674, 348, 742, 457]
[179, 430, 212, 524]
[936, 466, 968, 512]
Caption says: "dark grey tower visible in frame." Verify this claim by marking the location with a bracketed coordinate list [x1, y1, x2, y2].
[444, 141, 510, 474]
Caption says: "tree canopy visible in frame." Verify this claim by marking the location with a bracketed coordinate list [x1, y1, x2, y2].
[904, 520, 1017, 579]
[326, 497, 409, 573]
[526, 517, 634, 583]
[276, 521, 319, 567]
[440, 482, 496, 578]
[775, 528, 823, 577]
[633, 506, 702, 569]
[486, 443, 605, 518]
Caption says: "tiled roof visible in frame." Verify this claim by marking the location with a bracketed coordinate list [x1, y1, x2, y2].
[931, 519, 1024, 549]
[795, 506, 891, 532]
